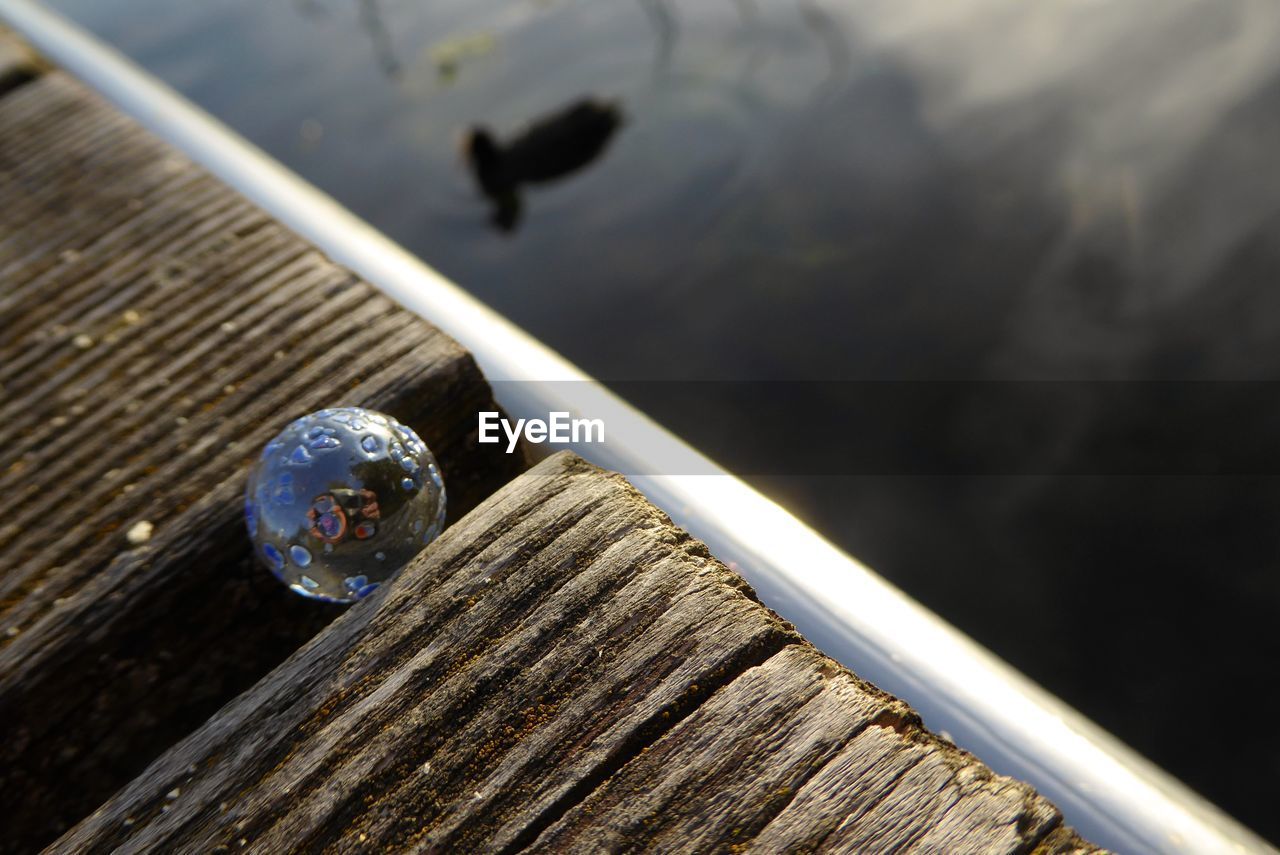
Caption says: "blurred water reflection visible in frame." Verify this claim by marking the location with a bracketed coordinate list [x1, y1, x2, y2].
[51, 0, 1280, 840]
[463, 97, 625, 231]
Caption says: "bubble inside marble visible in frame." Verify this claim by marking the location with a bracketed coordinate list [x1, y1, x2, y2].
[245, 407, 446, 602]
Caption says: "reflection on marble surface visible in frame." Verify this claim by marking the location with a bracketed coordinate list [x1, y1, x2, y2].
[244, 407, 446, 603]
[51, 0, 1280, 840]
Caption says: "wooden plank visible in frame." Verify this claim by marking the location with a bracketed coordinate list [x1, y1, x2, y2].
[745, 717, 1064, 853]
[1033, 826, 1106, 855]
[528, 645, 916, 853]
[0, 70, 525, 851]
[530, 644, 1073, 853]
[53, 454, 1094, 854]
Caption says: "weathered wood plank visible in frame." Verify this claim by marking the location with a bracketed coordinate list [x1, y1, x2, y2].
[0, 70, 525, 851]
[54, 454, 1092, 854]
[530, 643, 1072, 854]
[52, 453, 798, 853]
[1033, 826, 1106, 855]
[527, 645, 913, 853]
[745, 718, 1064, 853]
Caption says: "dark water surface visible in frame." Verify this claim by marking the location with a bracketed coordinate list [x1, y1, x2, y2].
[52, 0, 1280, 840]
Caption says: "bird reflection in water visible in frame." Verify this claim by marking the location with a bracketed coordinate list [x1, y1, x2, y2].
[461, 98, 625, 232]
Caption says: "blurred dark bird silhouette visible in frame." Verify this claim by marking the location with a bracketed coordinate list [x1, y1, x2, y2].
[462, 98, 625, 231]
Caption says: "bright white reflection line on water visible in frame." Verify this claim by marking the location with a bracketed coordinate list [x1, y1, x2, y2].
[0, 1, 1268, 852]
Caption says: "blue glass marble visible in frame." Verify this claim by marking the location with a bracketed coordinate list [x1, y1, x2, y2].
[244, 407, 447, 603]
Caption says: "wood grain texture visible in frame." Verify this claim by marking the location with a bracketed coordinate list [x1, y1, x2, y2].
[1033, 826, 1107, 855]
[528, 645, 912, 853]
[531, 642, 1082, 854]
[744, 714, 1062, 853]
[0, 71, 525, 851]
[54, 454, 1097, 854]
[51, 453, 797, 853]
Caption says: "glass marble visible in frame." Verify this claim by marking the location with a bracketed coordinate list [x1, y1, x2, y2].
[244, 407, 446, 603]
